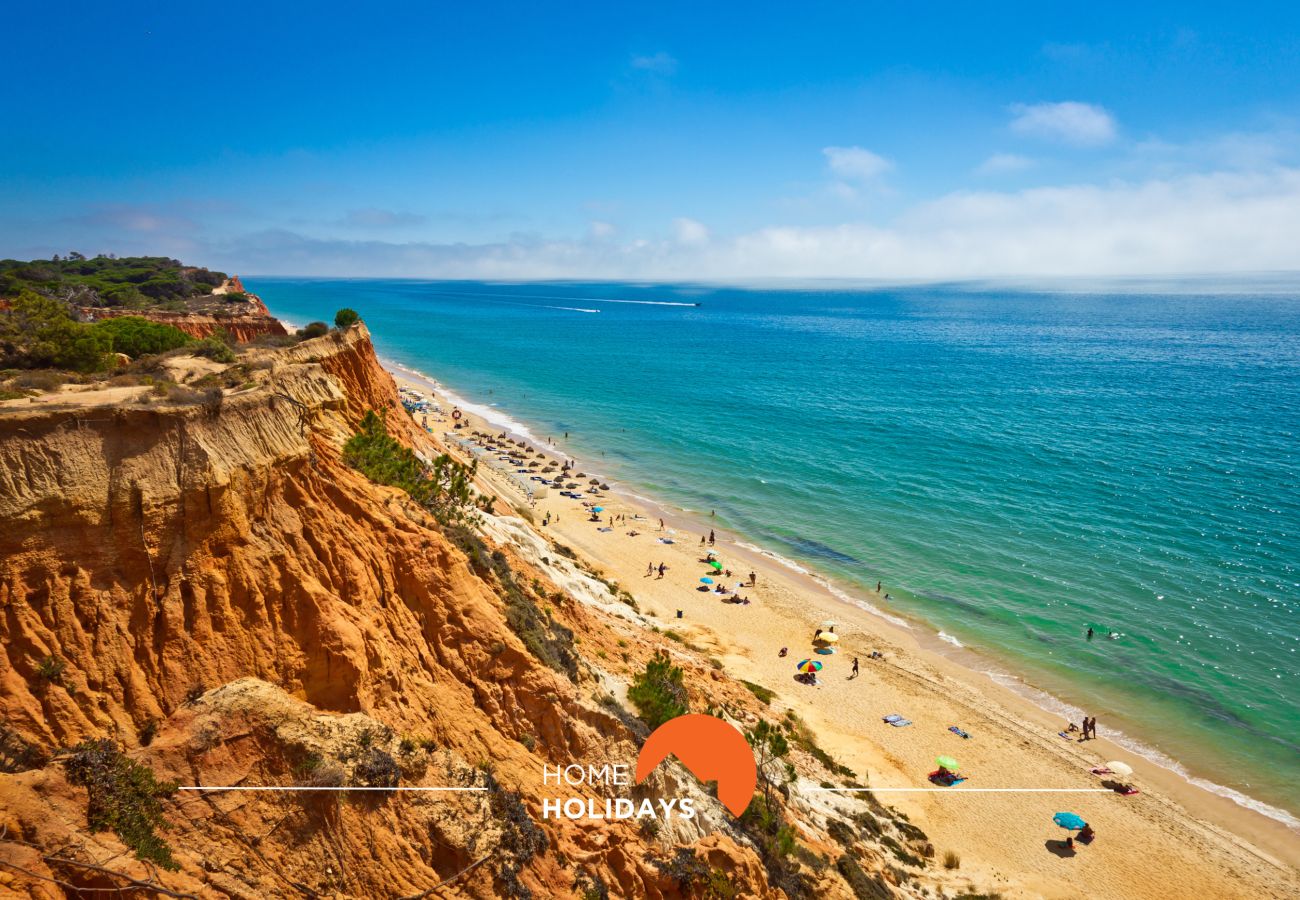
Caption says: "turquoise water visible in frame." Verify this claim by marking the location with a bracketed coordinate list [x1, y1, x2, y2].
[250, 278, 1300, 824]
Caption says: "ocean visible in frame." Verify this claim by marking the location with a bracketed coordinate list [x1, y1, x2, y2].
[248, 277, 1300, 826]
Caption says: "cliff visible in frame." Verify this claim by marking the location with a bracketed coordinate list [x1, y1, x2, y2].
[0, 326, 926, 898]
[78, 278, 288, 342]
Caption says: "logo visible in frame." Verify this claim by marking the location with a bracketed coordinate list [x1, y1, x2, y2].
[636, 714, 757, 816]
[539, 715, 757, 821]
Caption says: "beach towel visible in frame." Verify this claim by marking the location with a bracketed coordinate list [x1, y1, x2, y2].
[597, 527, 613, 532]
[1058, 732, 1073, 740]
[927, 770, 968, 786]
[948, 726, 971, 739]
[882, 714, 912, 727]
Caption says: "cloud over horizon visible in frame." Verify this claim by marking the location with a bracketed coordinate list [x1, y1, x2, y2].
[164, 165, 1300, 281]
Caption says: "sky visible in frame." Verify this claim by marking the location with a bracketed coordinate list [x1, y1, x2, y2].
[4, 1, 1300, 280]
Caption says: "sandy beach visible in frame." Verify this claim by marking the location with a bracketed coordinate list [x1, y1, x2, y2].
[389, 366, 1300, 900]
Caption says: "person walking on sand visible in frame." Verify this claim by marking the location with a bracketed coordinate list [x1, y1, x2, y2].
[647, 562, 654, 577]
[659, 518, 664, 530]
[851, 656, 860, 678]
[749, 571, 757, 586]
[657, 562, 666, 579]
[708, 530, 715, 545]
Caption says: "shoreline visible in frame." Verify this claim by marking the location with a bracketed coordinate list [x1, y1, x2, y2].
[385, 357, 1299, 840]
[382, 353, 1298, 895]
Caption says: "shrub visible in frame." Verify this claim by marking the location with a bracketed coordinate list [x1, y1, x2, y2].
[628, 650, 689, 730]
[63, 739, 179, 870]
[334, 307, 360, 329]
[352, 748, 400, 788]
[0, 291, 109, 372]
[943, 850, 960, 870]
[299, 321, 330, 339]
[741, 680, 775, 705]
[91, 316, 193, 357]
[344, 410, 477, 524]
[192, 335, 236, 363]
[35, 655, 66, 684]
[836, 854, 893, 900]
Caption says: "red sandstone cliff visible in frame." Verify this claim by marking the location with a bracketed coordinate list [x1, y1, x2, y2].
[0, 327, 925, 899]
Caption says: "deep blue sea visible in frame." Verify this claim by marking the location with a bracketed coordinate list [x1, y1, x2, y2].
[249, 278, 1300, 825]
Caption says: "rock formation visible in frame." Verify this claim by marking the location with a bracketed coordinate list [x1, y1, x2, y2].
[0, 326, 933, 898]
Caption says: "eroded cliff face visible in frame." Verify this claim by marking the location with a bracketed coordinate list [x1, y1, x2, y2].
[0, 326, 790, 898]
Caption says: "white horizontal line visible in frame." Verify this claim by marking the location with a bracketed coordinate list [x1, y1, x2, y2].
[177, 786, 487, 792]
[811, 788, 1113, 793]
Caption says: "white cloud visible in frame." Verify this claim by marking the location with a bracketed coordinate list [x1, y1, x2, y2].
[823, 146, 893, 182]
[673, 217, 710, 244]
[588, 220, 616, 239]
[976, 153, 1035, 175]
[199, 167, 1300, 281]
[1010, 101, 1117, 146]
[630, 52, 677, 75]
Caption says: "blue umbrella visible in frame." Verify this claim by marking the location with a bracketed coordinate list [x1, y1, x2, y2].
[699, 577, 714, 584]
[592, 506, 604, 512]
[1053, 812, 1087, 831]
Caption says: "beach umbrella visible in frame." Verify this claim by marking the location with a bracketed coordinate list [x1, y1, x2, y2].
[935, 756, 960, 770]
[817, 632, 839, 644]
[1105, 761, 1134, 778]
[709, 560, 723, 570]
[1053, 812, 1087, 831]
[796, 659, 823, 673]
[819, 620, 837, 629]
[592, 506, 604, 512]
[699, 577, 714, 585]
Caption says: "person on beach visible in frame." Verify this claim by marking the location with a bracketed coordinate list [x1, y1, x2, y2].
[779, 647, 788, 657]
[750, 571, 757, 586]
[709, 530, 715, 545]
[851, 657, 860, 677]
[647, 563, 654, 576]
[877, 581, 881, 593]
[659, 518, 664, 529]
[701, 536, 706, 545]
[657, 563, 666, 578]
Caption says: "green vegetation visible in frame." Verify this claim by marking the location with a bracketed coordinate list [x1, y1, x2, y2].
[943, 850, 961, 870]
[452, 526, 578, 680]
[334, 307, 360, 328]
[299, 321, 330, 339]
[740, 679, 775, 705]
[92, 316, 194, 357]
[747, 719, 790, 801]
[0, 291, 111, 371]
[783, 709, 856, 779]
[628, 650, 689, 730]
[63, 739, 179, 870]
[0, 254, 225, 309]
[343, 410, 478, 524]
[35, 654, 67, 684]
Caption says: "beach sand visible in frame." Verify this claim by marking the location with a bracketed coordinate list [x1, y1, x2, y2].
[390, 369, 1299, 900]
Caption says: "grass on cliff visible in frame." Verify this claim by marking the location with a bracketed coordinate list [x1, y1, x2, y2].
[63, 739, 180, 870]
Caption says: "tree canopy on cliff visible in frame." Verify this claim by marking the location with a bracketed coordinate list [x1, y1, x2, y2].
[344, 410, 478, 524]
[0, 254, 227, 310]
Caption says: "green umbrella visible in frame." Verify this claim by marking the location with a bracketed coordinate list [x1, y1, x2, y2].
[709, 560, 723, 570]
[935, 756, 960, 770]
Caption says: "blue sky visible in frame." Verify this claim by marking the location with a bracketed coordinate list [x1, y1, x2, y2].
[4, 1, 1300, 279]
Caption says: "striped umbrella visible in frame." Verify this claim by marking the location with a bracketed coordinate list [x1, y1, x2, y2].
[796, 659, 823, 673]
